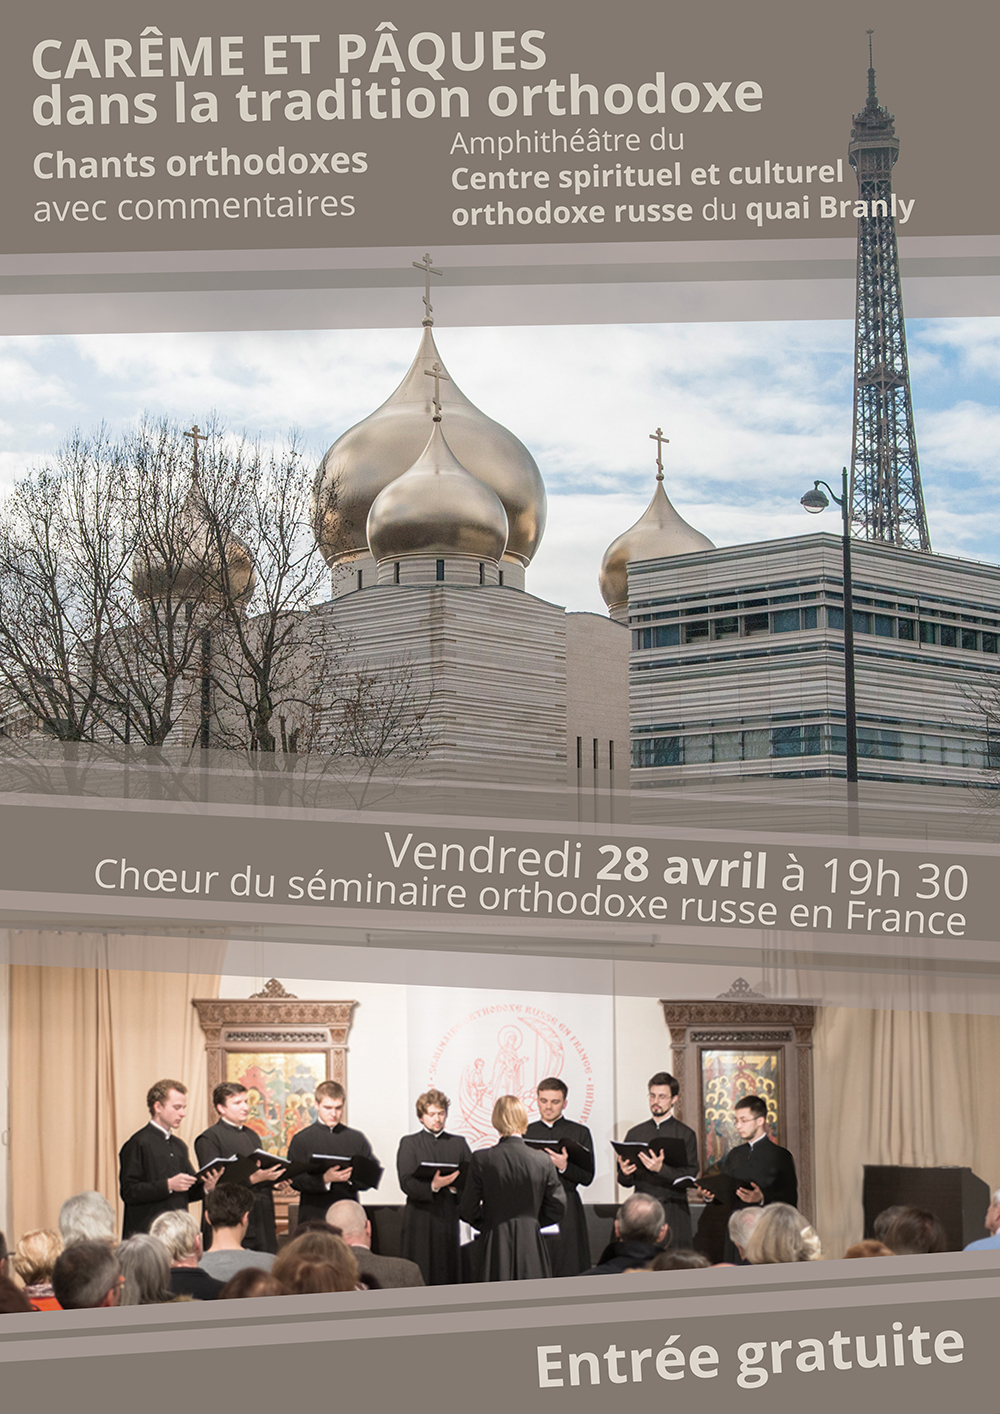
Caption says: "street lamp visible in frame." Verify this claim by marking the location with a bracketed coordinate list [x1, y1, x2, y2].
[801, 467, 858, 823]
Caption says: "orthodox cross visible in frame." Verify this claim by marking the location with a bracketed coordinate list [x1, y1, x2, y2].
[412, 252, 442, 326]
[184, 423, 208, 476]
[649, 427, 669, 481]
[425, 361, 449, 420]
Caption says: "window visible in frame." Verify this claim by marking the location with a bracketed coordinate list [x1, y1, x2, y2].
[771, 609, 799, 633]
[357, 568, 363, 590]
[394, 562, 401, 584]
[742, 729, 770, 759]
[744, 612, 769, 635]
[436, 559, 445, 582]
[802, 607, 818, 629]
[633, 736, 681, 767]
[713, 731, 742, 762]
[684, 620, 710, 643]
[984, 633, 998, 654]
[939, 624, 956, 647]
[715, 616, 739, 637]
[919, 620, 937, 644]
[961, 629, 978, 650]
[479, 562, 485, 585]
[897, 618, 915, 640]
[874, 614, 894, 637]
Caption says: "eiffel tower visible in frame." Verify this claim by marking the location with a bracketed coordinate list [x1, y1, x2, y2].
[847, 34, 931, 551]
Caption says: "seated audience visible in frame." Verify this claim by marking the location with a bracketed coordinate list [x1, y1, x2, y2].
[844, 1240, 894, 1258]
[201, 1185, 275, 1281]
[728, 1207, 763, 1264]
[584, 1195, 669, 1275]
[218, 1268, 287, 1299]
[876, 1205, 947, 1255]
[649, 1249, 711, 1271]
[964, 1188, 1000, 1252]
[11, 1230, 63, 1310]
[58, 1192, 116, 1248]
[744, 1203, 822, 1264]
[150, 1210, 225, 1300]
[118, 1234, 175, 1305]
[326, 1201, 424, 1288]
[271, 1230, 362, 1293]
[0, 1275, 35, 1313]
[52, 1240, 122, 1309]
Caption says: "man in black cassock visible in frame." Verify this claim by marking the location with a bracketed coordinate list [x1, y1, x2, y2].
[195, 1081, 285, 1253]
[287, 1079, 378, 1225]
[524, 1077, 594, 1276]
[718, 1094, 798, 1208]
[694, 1094, 797, 1261]
[617, 1070, 698, 1249]
[396, 1088, 472, 1286]
[459, 1095, 566, 1282]
[119, 1079, 221, 1238]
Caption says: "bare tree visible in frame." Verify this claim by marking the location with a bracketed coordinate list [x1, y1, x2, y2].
[0, 429, 132, 741]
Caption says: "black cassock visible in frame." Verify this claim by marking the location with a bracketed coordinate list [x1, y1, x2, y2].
[617, 1116, 699, 1249]
[194, 1119, 279, 1254]
[288, 1120, 375, 1224]
[719, 1136, 798, 1263]
[119, 1123, 203, 1238]
[459, 1135, 566, 1282]
[721, 1137, 798, 1208]
[524, 1117, 595, 1276]
[396, 1128, 472, 1286]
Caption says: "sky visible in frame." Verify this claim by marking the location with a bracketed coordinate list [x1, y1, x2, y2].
[0, 313, 998, 615]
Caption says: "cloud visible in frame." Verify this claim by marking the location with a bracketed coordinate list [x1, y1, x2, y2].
[0, 315, 996, 612]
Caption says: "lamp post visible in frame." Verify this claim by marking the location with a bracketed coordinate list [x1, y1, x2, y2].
[801, 468, 858, 828]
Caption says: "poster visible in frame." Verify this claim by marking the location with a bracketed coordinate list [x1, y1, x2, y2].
[2, 0, 1000, 1408]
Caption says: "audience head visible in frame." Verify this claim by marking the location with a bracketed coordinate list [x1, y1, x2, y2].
[745, 1203, 822, 1264]
[12, 1230, 62, 1287]
[876, 1205, 948, 1255]
[325, 1201, 369, 1246]
[492, 1095, 529, 1136]
[219, 1268, 286, 1299]
[982, 1188, 1000, 1237]
[728, 1206, 764, 1259]
[845, 1240, 894, 1259]
[289, 1221, 343, 1240]
[150, 1211, 201, 1265]
[649, 1249, 710, 1271]
[206, 1184, 254, 1232]
[118, 1234, 174, 1306]
[272, 1231, 359, 1294]
[0, 1228, 7, 1277]
[52, 1240, 122, 1309]
[58, 1191, 116, 1247]
[0, 1275, 34, 1313]
[616, 1194, 669, 1247]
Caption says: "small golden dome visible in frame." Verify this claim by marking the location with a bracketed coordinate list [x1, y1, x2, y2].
[313, 325, 544, 569]
[132, 478, 255, 607]
[367, 419, 508, 564]
[600, 472, 714, 614]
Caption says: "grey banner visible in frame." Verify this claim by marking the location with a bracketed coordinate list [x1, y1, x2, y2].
[2, 0, 997, 258]
[0, 796, 993, 947]
[1, 1256, 998, 1408]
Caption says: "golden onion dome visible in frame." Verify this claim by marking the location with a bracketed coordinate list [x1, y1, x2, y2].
[599, 471, 714, 614]
[132, 478, 255, 607]
[313, 325, 545, 569]
[367, 419, 508, 564]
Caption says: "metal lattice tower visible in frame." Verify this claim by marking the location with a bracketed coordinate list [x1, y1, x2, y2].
[848, 36, 931, 551]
